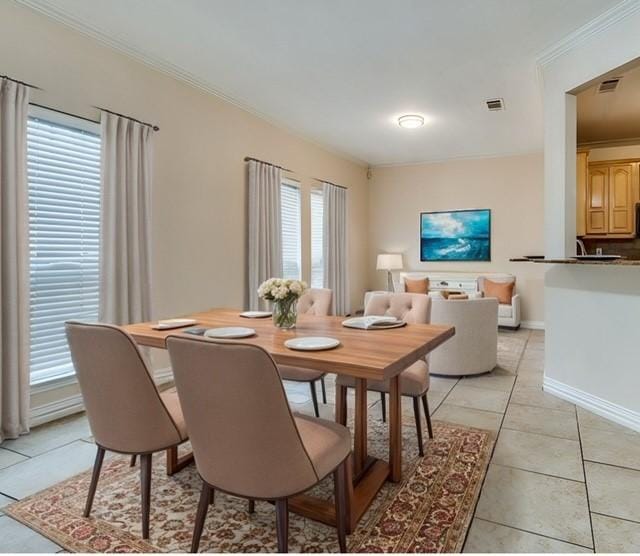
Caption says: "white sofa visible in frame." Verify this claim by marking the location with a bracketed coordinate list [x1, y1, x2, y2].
[477, 274, 520, 329]
[429, 297, 498, 376]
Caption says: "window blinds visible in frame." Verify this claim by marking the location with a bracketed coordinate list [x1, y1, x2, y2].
[280, 181, 301, 280]
[27, 114, 101, 384]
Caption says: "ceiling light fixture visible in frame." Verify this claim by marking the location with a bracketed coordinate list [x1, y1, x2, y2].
[397, 114, 425, 129]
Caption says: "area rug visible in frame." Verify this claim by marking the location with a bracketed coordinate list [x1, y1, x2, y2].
[5, 420, 494, 553]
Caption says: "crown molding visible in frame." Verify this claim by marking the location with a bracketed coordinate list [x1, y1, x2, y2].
[536, 0, 640, 68]
[14, 0, 368, 168]
[578, 136, 640, 149]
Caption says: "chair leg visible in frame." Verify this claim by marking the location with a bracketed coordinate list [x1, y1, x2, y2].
[310, 382, 320, 418]
[140, 453, 152, 539]
[130, 454, 137, 467]
[248, 499, 255, 514]
[413, 397, 424, 457]
[191, 482, 211, 553]
[380, 392, 386, 423]
[335, 385, 348, 426]
[209, 487, 215, 505]
[422, 394, 434, 439]
[275, 499, 289, 553]
[84, 446, 105, 517]
[321, 376, 327, 404]
[334, 459, 348, 553]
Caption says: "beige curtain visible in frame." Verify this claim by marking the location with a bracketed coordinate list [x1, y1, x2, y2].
[99, 112, 153, 325]
[323, 182, 350, 315]
[0, 78, 30, 442]
[247, 160, 282, 310]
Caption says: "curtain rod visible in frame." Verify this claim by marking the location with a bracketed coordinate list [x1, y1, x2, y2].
[0, 74, 42, 90]
[94, 106, 159, 131]
[30, 103, 100, 126]
[244, 156, 292, 172]
[313, 178, 347, 190]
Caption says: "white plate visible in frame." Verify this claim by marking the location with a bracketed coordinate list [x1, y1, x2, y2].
[204, 327, 256, 339]
[239, 311, 273, 318]
[152, 318, 197, 330]
[284, 336, 341, 351]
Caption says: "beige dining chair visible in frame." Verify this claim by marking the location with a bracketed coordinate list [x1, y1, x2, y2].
[167, 334, 351, 553]
[335, 293, 434, 456]
[65, 321, 189, 539]
[279, 288, 333, 417]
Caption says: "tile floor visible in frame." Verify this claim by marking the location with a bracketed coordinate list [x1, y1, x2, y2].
[1, 329, 640, 552]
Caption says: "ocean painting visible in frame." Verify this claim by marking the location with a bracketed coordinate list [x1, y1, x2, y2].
[420, 209, 491, 261]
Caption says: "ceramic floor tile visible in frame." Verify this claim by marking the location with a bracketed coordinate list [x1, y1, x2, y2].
[0, 515, 61, 552]
[459, 369, 516, 392]
[577, 406, 638, 435]
[492, 428, 584, 481]
[503, 403, 578, 440]
[475, 464, 592, 548]
[1, 413, 91, 457]
[585, 461, 640, 523]
[581, 427, 640, 471]
[592, 513, 640, 552]
[445, 384, 510, 413]
[515, 372, 544, 388]
[518, 360, 544, 373]
[426, 389, 448, 413]
[0, 448, 28, 470]
[509, 385, 575, 412]
[0, 440, 99, 499]
[463, 518, 592, 553]
[432, 403, 502, 433]
[429, 376, 458, 394]
[0, 493, 14, 513]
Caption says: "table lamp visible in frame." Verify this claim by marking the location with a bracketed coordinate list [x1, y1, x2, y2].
[377, 253, 403, 291]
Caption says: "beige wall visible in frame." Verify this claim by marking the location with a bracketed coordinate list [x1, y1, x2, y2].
[368, 153, 546, 323]
[0, 2, 369, 413]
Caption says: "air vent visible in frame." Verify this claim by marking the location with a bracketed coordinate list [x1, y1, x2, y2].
[597, 78, 621, 93]
[486, 98, 505, 111]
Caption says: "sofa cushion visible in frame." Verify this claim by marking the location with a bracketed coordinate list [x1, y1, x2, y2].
[404, 277, 429, 294]
[483, 279, 514, 305]
[498, 303, 513, 318]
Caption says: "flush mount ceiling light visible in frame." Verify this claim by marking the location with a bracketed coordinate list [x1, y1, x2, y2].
[397, 114, 425, 129]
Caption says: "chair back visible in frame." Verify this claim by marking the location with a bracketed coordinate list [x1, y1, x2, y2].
[297, 288, 332, 316]
[167, 335, 318, 499]
[365, 292, 431, 324]
[65, 322, 183, 453]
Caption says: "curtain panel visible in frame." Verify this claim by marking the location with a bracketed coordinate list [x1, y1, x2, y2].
[323, 182, 350, 316]
[247, 160, 283, 310]
[99, 112, 153, 325]
[0, 78, 30, 442]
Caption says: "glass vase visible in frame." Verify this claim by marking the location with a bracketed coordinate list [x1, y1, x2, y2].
[273, 297, 298, 329]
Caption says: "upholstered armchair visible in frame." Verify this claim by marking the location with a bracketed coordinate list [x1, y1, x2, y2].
[477, 274, 521, 329]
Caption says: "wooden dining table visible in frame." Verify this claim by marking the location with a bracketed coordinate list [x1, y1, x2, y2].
[122, 308, 454, 532]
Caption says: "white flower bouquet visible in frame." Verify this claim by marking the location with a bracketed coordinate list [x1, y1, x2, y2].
[258, 278, 307, 328]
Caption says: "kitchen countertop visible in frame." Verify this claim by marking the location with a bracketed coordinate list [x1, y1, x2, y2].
[510, 257, 640, 265]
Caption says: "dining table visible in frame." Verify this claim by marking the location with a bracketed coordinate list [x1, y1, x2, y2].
[122, 308, 455, 533]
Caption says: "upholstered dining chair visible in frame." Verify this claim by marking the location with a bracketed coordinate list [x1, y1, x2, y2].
[65, 322, 189, 539]
[167, 335, 351, 553]
[335, 293, 434, 456]
[279, 287, 332, 417]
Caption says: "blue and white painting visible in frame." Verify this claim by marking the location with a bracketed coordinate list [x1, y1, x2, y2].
[420, 209, 491, 261]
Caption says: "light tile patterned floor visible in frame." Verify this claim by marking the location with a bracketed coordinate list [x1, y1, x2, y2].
[1, 329, 640, 552]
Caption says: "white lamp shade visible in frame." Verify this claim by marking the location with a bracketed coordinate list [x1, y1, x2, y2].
[377, 253, 403, 271]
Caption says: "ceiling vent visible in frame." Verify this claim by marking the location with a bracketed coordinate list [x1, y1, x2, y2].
[597, 78, 621, 94]
[486, 98, 505, 111]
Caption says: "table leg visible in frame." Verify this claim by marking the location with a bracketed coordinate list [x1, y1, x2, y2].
[335, 384, 347, 426]
[353, 378, 368, 475]
[389, 375, 402, 482]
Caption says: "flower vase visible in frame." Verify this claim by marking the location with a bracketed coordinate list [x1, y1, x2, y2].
[273, 298, 298, 329]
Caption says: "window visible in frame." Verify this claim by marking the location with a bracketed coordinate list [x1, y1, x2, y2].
[280, 180, 301, 280]
[310, 188, 324, 288]
[27, 107, 101, 384]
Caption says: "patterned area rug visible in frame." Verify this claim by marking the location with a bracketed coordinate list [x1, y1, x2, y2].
[6, 420, 494, 553]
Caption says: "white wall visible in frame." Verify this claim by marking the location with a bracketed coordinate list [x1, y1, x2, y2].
[540, 1, 640, 428]
[368, 153, 546, 324]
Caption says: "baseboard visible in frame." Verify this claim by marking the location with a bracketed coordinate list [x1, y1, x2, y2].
[29, 367, 175, 428]
[521, 320, 545, 330]
[544, 376, 640, 432]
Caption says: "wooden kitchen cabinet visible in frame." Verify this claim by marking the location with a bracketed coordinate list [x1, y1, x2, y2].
[576, 151, 588, 236]
[582, 160, 638, 237]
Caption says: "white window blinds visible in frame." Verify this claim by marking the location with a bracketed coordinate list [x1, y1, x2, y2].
[280, 181, 301, 280]
[27, 110, 101, 384]
[310, 188, 324, 288]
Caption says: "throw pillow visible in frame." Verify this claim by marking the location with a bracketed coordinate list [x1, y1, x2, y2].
[483, 279, 514, 305]
[404, 277, 429, 294]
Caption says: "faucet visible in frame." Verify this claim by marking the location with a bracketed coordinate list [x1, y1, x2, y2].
[576, 238, 587, 256]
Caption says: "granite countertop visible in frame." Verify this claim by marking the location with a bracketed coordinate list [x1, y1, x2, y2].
[510, 257, 640, 266]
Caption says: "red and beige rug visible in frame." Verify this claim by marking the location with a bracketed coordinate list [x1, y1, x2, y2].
[5, 420, 494, 553]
